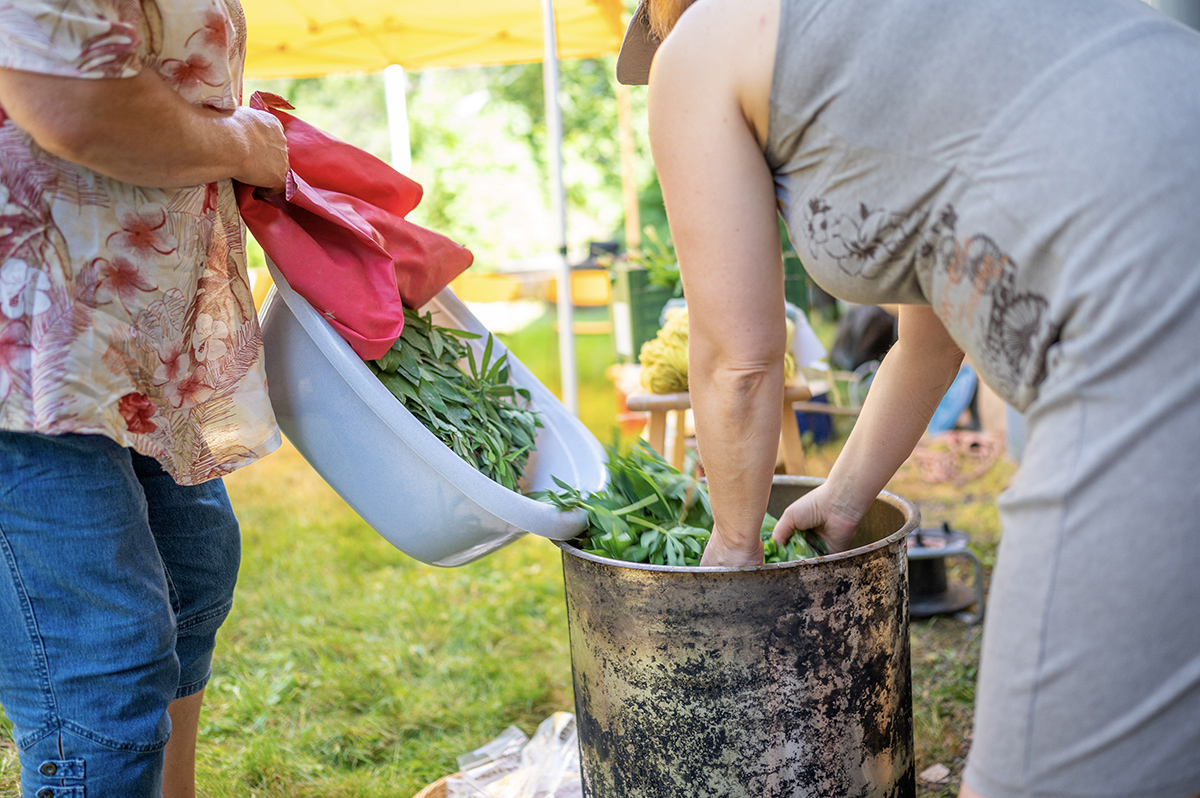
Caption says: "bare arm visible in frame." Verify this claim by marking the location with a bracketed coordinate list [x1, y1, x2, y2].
[648, 0, 785, 567]
[0, 66, 286, 189]
[774, 305, 965, 552]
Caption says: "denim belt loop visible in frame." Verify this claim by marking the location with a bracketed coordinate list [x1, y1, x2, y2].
[34, 787, 86, 798]
[37, 758, 85, 780]
[34, 756, 86, 797]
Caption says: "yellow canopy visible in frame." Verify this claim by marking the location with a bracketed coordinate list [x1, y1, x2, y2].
[243, 0, 627, 79]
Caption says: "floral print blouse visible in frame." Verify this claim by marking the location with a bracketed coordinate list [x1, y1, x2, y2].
[0, 0, 280, 484]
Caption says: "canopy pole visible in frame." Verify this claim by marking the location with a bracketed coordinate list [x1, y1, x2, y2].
[542, 0, 578, 415]
[616, 81, 640, 253]
[384, 64, 412, 173]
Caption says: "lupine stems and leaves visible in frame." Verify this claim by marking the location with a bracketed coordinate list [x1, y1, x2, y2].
[366, 307, 542, 493]
[533, 441, 827, 566]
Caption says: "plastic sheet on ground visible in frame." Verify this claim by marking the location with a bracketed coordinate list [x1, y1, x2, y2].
[446, 713, 581, 798]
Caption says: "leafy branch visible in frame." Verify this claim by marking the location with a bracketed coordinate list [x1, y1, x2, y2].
[628, 225, 682, 295]
[367, 307, 542, 492]
[533, 441, 825, 566]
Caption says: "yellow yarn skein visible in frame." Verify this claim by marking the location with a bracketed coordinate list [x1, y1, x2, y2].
[638, 309, 796, 394]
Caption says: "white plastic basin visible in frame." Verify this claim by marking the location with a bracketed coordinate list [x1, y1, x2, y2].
[258, 259, 608, 566]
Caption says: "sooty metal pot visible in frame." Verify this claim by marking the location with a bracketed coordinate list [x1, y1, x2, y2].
[557, 476, 919, 798]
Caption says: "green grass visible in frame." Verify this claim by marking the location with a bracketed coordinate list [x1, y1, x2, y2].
[198, 444, 577, 796]
[0, 307, 1009, 796]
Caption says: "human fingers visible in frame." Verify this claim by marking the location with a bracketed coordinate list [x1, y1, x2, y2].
[772, 494, 823, 547]
[775, 489, 861, 554]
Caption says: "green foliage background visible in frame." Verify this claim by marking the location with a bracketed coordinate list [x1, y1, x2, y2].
[246, 56, 665, 271]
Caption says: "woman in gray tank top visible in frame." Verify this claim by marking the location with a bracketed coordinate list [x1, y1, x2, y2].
[617, 0, 1200, 796]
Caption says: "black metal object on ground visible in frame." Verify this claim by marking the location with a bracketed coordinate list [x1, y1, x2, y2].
[906, 523, 985, 625]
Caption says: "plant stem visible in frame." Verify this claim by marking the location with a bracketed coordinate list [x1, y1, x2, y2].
[613, 495, 660, 516]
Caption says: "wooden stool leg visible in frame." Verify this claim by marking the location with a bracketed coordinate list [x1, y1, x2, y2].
[646, 410, 667, 458]
[780, 400, 807, 475]
[670, 409, 688, 471]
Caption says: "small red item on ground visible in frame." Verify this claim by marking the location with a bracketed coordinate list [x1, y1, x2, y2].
[236, 91, 473, 360]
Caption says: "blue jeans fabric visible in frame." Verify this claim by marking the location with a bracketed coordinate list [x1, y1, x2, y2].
[0, 432, 241, 798]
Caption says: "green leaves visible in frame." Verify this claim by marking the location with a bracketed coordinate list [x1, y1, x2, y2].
[629, 224, 682, 296]
[762, 514, 828, 563]
[368, 307, 543, 493]
[532, 441, 824, 567]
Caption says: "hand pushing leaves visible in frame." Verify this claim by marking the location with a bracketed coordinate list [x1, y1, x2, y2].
[761, 514, 827, 562]
[533, 441, 826, 566]
[367, 307, 542, 492]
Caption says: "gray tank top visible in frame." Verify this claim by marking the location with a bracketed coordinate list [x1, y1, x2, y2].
[766, 0, 1200, 409]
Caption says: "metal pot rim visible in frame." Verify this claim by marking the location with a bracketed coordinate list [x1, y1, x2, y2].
[554, 475, 920, 574]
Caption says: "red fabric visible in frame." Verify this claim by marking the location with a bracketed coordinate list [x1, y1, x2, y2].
[236, 92, 473, 360]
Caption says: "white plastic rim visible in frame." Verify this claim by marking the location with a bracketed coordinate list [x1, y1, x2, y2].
[258, 258, 608, 566]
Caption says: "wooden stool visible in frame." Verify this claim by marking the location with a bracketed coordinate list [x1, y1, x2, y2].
[625, 383, 813, 474]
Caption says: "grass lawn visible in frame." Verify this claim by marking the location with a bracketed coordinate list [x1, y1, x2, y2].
[0, 305, 1013, 797]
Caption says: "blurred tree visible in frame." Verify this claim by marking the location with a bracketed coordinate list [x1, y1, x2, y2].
[489, 57, 667, 254]
[245, 73, 391, 161]
[243, 47, 666, 267]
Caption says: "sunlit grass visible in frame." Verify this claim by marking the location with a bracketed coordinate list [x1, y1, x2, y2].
[196, 442, 575, 796]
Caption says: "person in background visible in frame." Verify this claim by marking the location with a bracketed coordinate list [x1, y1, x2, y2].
[617, 0, 1200, 796]
[0, 1, 287, 795]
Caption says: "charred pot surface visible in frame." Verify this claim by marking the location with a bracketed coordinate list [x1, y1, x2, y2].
[560, 477, 917, 798]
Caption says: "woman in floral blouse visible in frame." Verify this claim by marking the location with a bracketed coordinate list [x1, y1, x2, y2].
[0, 1, 287, 795]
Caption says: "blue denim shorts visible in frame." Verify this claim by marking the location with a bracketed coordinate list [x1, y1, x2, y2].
[0, 432, 241, 798]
